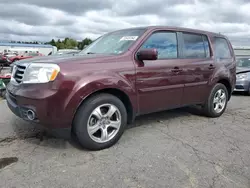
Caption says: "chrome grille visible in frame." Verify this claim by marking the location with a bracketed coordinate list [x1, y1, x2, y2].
[13, 64, 26, 83]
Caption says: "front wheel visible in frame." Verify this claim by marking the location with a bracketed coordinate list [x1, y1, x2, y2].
[73, 93, 127, 150]
[203, 83, 228, 118]
[1, 90, 6, 99]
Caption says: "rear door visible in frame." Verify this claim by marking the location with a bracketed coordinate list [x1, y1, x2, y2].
[180, 32, 215, 105]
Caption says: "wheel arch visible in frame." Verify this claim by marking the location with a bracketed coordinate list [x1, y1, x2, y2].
[217, 79, 232, 101]
[72, 87, 135, 127]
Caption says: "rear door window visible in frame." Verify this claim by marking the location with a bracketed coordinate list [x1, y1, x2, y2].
[182, 33, 209, 58]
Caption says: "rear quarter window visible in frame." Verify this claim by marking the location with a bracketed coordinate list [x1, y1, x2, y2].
[214, 37, 232, 59]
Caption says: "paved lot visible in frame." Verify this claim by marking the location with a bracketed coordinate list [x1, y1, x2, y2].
[0, 95, 250, 188]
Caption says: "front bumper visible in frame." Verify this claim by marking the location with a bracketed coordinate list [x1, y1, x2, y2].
[6, 83, 72, 139]
[234, 79, 250, 92]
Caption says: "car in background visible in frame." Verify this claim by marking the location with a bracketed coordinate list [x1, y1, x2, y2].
[0, 55, 8, 65]
[0, 52, 18, 66]
[7, 52, 44, 63]
[234, 56, 250, 95]
[3, 52, 18, 58]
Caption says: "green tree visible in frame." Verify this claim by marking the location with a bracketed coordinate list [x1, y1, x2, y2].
[78, 38, 93, 50]
[45, 37, 93, 50]
[48, 39, 56, 46]
[63, 37, 77, 49]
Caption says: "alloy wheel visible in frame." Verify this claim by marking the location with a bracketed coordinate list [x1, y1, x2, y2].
[213, 89, 227, 114]
[87, 103, 121, 143]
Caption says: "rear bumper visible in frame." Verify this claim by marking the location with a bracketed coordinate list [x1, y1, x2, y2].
[234, 80, 249, 92]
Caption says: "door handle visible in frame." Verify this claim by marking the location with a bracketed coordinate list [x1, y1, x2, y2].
[171, 67, 183, 73]
[208, 64, 215, 70]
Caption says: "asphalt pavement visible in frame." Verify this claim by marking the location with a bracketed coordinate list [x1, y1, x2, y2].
[0, 94, 250, 188]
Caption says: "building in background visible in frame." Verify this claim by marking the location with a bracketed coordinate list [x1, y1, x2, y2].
[233, 46, 250, 57]
[0, 42, 57, 56]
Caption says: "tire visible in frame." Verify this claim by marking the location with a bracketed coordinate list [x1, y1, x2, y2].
[1, 90, 6, 99]
[73, 93, 127, 150]
[203, 83, 229, 118]
[245, 85, 250, 96]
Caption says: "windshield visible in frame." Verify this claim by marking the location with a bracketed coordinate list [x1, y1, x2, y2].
[80, 29, 146, 55]
[236, 58, 250, 67]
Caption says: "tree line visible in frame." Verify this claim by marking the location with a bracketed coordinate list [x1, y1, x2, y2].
[10, 37, 93, 50]
[45, 38, 93, 50]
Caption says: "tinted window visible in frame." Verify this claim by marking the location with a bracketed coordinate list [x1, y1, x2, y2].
[183, 33, 206, 58]
[202, 35, 211, 58]
[140, 32, 178, 59]
[214, 37, 231, 59]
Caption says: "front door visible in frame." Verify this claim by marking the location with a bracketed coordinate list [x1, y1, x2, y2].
[134, 31, 185, 115]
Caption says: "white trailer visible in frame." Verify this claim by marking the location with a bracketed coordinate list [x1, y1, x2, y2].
[0, 42, 57, 56]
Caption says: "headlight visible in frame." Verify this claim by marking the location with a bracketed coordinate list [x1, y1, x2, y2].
[236, 73, 248, 80]
[23, 63, 60, 84]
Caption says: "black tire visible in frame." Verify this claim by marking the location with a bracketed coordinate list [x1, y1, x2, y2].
[246, 86, 250, 96]
[1, 90, 6, 99]
[73, 93, 127, 150]
[202, 83, 229, 118]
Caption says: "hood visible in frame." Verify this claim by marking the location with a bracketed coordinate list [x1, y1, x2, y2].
[14, 53, 116, 65]
[236, 66, 250, 74]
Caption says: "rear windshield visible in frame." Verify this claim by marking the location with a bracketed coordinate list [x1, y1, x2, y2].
[80, 29, 146, 55]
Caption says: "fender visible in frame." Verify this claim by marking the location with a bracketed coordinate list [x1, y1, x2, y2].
[207, 61, 235, 98]
[62, 72, 137, 122]
[209, 66, 230, 85]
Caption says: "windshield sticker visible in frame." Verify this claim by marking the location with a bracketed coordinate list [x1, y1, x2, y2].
[120, 36, 138, 41]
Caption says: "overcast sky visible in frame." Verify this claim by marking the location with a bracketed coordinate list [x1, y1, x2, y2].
[0, 0, 249, 46]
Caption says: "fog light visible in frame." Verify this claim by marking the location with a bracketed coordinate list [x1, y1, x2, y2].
[27, 110, 36, 121]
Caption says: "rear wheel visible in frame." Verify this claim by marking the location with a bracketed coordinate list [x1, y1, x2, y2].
[203, 83, 228, 117]
[73, 93, 127, 150]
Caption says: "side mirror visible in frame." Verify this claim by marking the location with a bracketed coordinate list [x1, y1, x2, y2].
[136, 48, 158, 61]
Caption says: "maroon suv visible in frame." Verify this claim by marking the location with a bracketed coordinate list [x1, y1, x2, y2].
[6, 26, 236, 150]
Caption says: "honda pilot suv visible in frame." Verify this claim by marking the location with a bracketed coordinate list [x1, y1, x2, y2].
[6, 26, 236, 150]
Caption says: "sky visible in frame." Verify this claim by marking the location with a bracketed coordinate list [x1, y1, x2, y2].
[0, 0, 250, 46]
